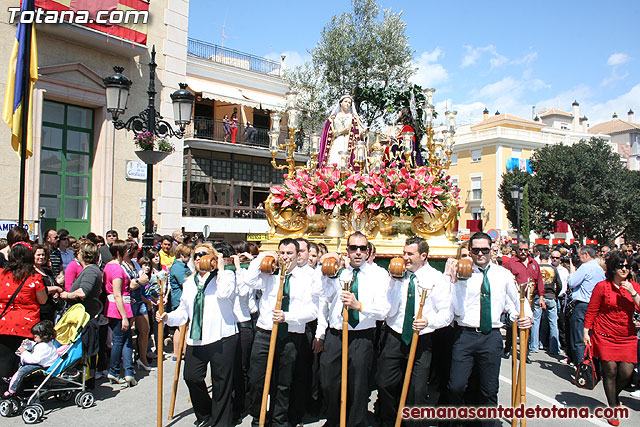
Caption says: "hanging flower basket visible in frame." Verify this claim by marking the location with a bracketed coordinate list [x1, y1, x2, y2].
[135, 150, 170, 165]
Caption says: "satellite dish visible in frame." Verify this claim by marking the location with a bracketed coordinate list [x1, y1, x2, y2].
[203, 225, 210, 240]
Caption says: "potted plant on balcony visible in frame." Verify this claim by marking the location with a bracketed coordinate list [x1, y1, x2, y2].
[134, 131, 175, 164]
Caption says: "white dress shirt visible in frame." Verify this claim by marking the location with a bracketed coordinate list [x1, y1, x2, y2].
[322, 261, 390, 331]
[451, 263, 533, 329]
[233, 268, 252, 322]
[245, 254, 318, 333]
[165, 270, 237, 346]
[386, 263, 453, 335]
[556, 265, 569, 297]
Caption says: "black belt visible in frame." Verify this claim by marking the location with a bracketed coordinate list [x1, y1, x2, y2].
[456, 324, 500, 333]
[237, 320, 253, 328]
[328, 327, 375, 338]
[256, 326, 303, 336]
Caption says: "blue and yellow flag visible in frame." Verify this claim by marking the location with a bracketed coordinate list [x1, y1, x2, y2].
[2, 0, 38, 158]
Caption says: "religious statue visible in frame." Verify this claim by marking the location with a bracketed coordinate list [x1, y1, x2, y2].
[318, 95, 365, 169]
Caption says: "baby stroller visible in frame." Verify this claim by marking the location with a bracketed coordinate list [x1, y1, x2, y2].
[0, 304, 97, 424]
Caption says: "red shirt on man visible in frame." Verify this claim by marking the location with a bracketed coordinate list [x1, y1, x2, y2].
[504, 256, 545, 298]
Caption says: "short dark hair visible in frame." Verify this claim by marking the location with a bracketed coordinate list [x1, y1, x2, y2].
[517, 238, 530, 247]
[539, 249, 550, 261]
[347, 231, 367, 246]
[7, 226, 29, 246]
[231, 240, 250, 254]
[579, 245, 596, 259]
[214, 241, 235, 258]
[127, 226, 139, 238]
[295, 238, 310, 251]
[31, 320, 56, 342]
[109, 239, 128, 259]
[162, 235, 173, 244]
[605, 250, 629, 281]
[57, 229, 69, 238]
[105, 229, 118, 237]
[85, 232, 99, 244]
[469, 232, 492, 248]
[278, 238, 299, 253]
[405, 236, 429, 255]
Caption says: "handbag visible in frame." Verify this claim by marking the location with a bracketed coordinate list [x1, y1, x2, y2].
[575, 344, 600, 390]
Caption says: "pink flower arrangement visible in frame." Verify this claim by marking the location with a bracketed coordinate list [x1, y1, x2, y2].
[270, 165, 461, 217]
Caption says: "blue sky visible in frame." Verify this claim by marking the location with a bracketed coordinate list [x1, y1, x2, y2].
[188, 0, 639, 126]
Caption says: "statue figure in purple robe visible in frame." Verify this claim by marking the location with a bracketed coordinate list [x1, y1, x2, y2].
[318, 95, 365, 169]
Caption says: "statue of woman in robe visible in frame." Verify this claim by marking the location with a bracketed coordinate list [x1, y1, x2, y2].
[318, 95, 365, 169]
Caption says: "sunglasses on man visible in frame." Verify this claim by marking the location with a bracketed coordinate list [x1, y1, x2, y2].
[470, 247, 491, 255]
[347, 245, 368, 252]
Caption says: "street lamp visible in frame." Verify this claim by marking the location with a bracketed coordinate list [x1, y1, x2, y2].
[510, 185, 524, 240]
[104, 46, 195, 252]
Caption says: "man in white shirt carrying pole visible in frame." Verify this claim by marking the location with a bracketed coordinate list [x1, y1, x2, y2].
[245, 238, 318, 427]
[448, 232, 532, 427]
[156, 243, 237, 427]
[319, 232, 390, 427]
[376, 237, 452, 426]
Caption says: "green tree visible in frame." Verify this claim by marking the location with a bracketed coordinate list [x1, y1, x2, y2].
[530, 137, 631, 243]
[286, 0, 415, 130]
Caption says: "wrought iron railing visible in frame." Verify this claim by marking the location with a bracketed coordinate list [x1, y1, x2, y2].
[187, 38, 281, 76]
[186, 116, 293, 148]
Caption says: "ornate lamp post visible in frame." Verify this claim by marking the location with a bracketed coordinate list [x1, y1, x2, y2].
[510, 185, 524, 240]
[104, 46, 195, 251]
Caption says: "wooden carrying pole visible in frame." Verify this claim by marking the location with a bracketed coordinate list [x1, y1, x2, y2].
[157, 276, 166, 427]
[168, 322, 189, 419]
[511, 318, 518, 427]
[259, 260, 290, 427]
[512, 280, 531, 427]
[340, 278, 350, 427]
[395, 285, 431, 427]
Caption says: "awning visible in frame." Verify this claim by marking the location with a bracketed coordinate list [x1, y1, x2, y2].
[186, 77, 284, 111]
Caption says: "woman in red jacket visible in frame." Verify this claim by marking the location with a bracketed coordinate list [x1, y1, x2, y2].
[584, 250, 640, 426]
[0, 242, 47, 393]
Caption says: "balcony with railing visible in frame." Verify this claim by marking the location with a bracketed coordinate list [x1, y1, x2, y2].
[185, 116, 308, 155]
[188, 38, 281, 76]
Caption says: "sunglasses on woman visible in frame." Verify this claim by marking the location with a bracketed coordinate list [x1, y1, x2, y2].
[616, 263, 630, 270]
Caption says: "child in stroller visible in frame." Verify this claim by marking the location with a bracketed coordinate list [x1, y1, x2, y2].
[4, 321, 57, 397]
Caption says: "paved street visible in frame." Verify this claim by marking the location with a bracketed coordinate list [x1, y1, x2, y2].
[2, 345, 639, 426]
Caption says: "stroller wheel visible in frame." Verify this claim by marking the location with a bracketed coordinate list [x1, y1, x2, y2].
[77, 391, 94, 409]
[32, 403, 44, 419]
[0, 399, 17, 417]
[21, 405, 42, 424]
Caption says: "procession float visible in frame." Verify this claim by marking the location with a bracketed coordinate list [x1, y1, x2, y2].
[260, 88, 462, 258]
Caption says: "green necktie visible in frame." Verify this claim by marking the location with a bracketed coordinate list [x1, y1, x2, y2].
[277, 273, 292, 340]
[190, 271, 217, 341]
[401, 273, 416, 345]
[348, 268, 360, 328]
[479, 266, 492, 334]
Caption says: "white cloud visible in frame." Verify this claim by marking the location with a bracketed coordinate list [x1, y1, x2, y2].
[461, 45, 537, 70]
[411, 48, 449, 88]
[607, 53, 630, 67]
[461, 45, 509, 69]
[264, 50, 311, 70]
[602, 52, 631, 86]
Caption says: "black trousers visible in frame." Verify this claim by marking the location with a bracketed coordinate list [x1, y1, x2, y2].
[248, 328, 303, 427]
[429, 324, 455, 405]
[376, 326, 433, 426]
[448, 327, 503, 427]
[289, 319, 317, 424]
[183, 334, 237, 426]
[0, 335, 25, 393]
[320, 327, 374, 427]
[233, 321, 255, 419]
